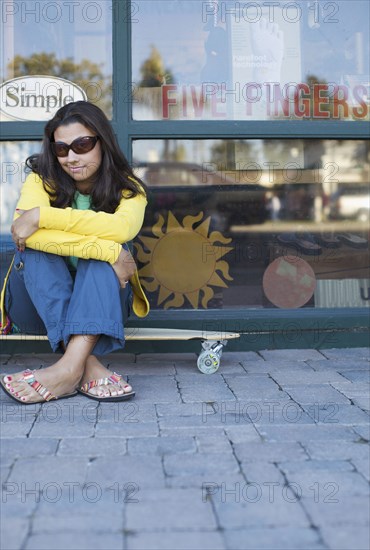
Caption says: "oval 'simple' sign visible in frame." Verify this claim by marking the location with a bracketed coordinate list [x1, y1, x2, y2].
[0, 75, 87, 121]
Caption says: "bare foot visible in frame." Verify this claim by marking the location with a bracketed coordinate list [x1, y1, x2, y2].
[3, 360, 84, 403]
[79, 355, 133, 398]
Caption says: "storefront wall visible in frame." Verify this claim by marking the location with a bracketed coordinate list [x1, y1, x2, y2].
[1, 1, 369, 349]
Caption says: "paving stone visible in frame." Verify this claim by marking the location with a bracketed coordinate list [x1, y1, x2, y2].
[195, 434, 234, 454]
[102, 351, 136, 364]
[212, 489, 310, 529]
[352, 397, 370, 411]
[255, 424, 360, 442]
[160, 426, 228, 438]
[240, 361, 316, 373]
[233, 442, 308, 463]
[2, 348, 369, 550]
[304, 440, 370, 461]
[241, 462, 286, 484]
[95, 420, 159, 438]
[222, 375, 289, 402]
[1, 438, 59, 465]
[283, 384, 352, 404]
[29, 418, 95, 438]
[158, 413, 251, 430]
[127, 436, 196, 455]
[0, 518, 30, 550]
[8, 457, 88, 485]
[283, 471, 369, 498]
[302, 403, 370, 425]
[166, 473, 247, 490]
[1, 402, 41, 422]
[330, 380, 370, 393]
[5, 355, 56, 367]
[319, 525, 370, 550]
[0, 420, 35, 437]
[301, 496, 370, 527]
[0, 354, 11, 363]
[175, 362, 246, 375]
[31, 514, 123, 533]
[270, 370, 348, 385]
[164, 454, 240, 477]
[177, 374, 236, 403]
[25, 533, 125, 550]
[320, 348, 370, 361]
[252, 403, 316, 425]
[137, 353, 196, 362]
[97, 402, 157, 423]
[127, 376, 181, 403]
[223, 351, 264, 362]
[57, 437, 127, 456]
[258, 349, 324, 361]
[1, 466, 11, 483]
[307, 359, 370, 371]
[351, 458, 370, 482]
[125, 488, 217, 531]
[155, 402, 205, 416]
[127, 531, 225, 550]
[340, 370, 370, 384]
[1, 486, 40, 525]
[36, 487, 126, 516]
[352, 425, 370, 440]
[223, 527, 325, 550]
[279, 460, 355, 474]
[109, 362, 176, 375]
[86, 456, 166, 488]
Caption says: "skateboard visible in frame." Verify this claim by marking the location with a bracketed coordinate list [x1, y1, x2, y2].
[0, 328, 240, 374]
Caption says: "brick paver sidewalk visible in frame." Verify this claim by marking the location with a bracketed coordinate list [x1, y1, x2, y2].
[1, 348, 369, 550]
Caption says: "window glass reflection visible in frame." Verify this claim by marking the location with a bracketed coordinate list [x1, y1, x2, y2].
[133, 139, 370, 309]
[1, 1, 112, 120]
[1, 141, 42, 234]
[132, 0, 370, 121]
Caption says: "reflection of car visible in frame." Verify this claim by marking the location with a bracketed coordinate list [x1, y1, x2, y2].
[133, 162, 268, 231]
[329, 185, 370, 222]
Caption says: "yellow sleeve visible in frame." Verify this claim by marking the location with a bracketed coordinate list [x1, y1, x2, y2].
[16, 172, 52, 209]
[38, 189, 147, 244]
[25, 229, 122, 264]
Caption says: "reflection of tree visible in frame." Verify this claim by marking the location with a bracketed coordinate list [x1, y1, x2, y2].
[139, 46, 175, 87]
[8, 52, 112, 116]
[210, 140, 252, 170]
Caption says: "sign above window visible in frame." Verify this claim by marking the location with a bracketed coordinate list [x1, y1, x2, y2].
[0, 76, 87, 122]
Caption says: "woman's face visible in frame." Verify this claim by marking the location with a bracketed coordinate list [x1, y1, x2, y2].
[53, 122, 102, 190]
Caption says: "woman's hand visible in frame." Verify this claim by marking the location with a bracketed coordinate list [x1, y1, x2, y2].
[11, 208, 40, 251]
[112, 247, 137, 288]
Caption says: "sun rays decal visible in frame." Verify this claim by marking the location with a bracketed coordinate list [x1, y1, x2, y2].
[135, 211, 233, 309]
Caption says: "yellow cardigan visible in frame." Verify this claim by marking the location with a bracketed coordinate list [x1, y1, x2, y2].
[1, 173, 150, 326]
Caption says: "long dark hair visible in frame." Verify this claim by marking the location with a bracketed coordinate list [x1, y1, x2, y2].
[26, 101, 146, 213]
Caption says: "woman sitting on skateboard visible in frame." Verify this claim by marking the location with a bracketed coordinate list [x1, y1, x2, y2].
[0, 101, 149, 404]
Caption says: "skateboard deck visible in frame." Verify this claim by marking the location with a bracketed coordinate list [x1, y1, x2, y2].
[0, 329, 240, 374]
[1, 329, 239, 341]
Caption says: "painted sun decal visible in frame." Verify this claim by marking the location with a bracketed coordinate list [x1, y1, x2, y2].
[135, 211, 233, 309]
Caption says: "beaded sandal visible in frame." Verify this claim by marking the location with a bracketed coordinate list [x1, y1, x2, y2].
[0, 369, 77, 405]
[77, 372, 135, 401]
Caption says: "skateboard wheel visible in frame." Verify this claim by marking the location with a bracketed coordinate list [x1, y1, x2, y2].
[197, 351, 220, 374]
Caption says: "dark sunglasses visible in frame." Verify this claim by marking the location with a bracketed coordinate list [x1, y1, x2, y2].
[51, 136, 99, 157]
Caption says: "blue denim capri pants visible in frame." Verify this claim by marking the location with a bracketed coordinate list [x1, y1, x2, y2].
[4, 247, 133, 355]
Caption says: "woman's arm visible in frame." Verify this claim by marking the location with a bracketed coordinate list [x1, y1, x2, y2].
[21, 227, 123, 264]
[17, 172, 147, 244]
[38, 192, 147, 244]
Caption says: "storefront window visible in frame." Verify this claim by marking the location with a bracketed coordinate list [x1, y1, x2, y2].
[0, 141, 41, 235]
[132, 0, 369, 121]
[1, 1, 112, 120]
[133, 139, 370, 310]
